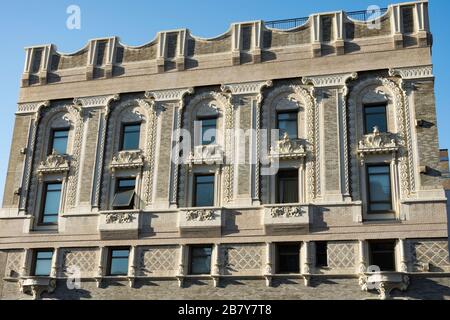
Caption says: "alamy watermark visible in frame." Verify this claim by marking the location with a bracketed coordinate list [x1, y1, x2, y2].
[66, 5, 81, 30]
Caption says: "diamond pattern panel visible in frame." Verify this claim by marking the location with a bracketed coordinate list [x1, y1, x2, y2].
[411, 240, 450, 272]
[61, 248, 98, 277]
[5, 250, 23, 278]
[327, 242, 357, 269]
[222, 244, 264, 275]
[139, 246, 178, 276]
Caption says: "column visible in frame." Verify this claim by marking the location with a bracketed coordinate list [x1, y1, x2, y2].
[264, 242, 273, 287]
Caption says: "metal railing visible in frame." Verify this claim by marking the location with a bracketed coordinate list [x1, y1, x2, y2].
[265, 8, 388, 30]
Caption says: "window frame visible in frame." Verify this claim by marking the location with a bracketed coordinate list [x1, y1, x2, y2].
[198, 116, 218, 146]
[276, 110, 298, 139]
[112, 178, 136, 210]
[275, 243, 300, 274]
[31, 249, 54, 277]
[189, 245, 213, 275]
[369, 240, 396, 272]
[119, 122, 142, 151]
[48, 127, 70, 155]
[363, 104, 388, 135]
[276, 169, 299, 204]
[107, 247, 131, 276]
[193, 174, 215, 208]
[366, 164, 394, 214]
[38, 181, 63, 226]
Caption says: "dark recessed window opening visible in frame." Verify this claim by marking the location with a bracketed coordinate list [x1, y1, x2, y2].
[315, 242, 328, 267]
[367, 165, 393, 213]
[49, 128, 69, 155]
[120, 123, 141, 151]
[277, 169, 299, 204]
[364, 105, 387, 134]
[200, 118, 217, 145]
[194, 175, 215, 207]
[32, 250, 53, 276]
[276, 243, 300, 274]
[369, 240, 396, 271]
[40, 182, 62, 225]
[190, 245, 212, 275]
[277, 111, 298, 139]
[108, 248, 130, 276]
[112, 178, 136, 210]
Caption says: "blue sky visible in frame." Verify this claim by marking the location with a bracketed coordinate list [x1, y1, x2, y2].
[0, 0, 449, 201]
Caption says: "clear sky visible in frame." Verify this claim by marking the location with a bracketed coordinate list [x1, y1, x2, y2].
[0, 0, 449, 201]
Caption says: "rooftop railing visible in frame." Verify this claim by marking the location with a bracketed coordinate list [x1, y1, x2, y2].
[265, 8, 388, 30]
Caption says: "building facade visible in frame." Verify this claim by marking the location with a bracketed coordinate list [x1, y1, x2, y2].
[1, 0, 449, 300]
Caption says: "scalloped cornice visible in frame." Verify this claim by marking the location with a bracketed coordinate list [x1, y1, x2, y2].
[389, 65, 433, 80]
[302, 72, 358, 88]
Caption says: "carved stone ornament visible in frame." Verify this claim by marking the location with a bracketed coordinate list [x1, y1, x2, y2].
[110, 150, 144, 172]
[357, 126, 399, 165]
[186, 209, 216, 221]
[105, 212, 136, 224]
[359, 272, 410, 300]
[37, 151, 70, 177]
[270, 206, 305, 218]
[269, 133, 306, 161]
[19, 278, 57, 300]
[186, 145, 224, 166]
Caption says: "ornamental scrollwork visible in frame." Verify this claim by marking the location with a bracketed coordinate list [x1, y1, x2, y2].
[270, 206, 304, 218]
[357, 126, 399, 165]
[110, 150, 144, 171]
[186, 209, 216, 222]
[186, 145, 224, 167]
[105, 212, 136, 224]
[269, 133, 306, 161]
[37, 151, 70, 177]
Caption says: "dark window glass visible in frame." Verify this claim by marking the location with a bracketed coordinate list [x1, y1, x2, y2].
[194, 175, 215, 207]
[112, 178, 136, 210]
[41, 182, 62, 224]
[315, 242, 328, 267]
[277, 170, 299, 204]
[33, 250, 53, 276]
[369, 241, 396, 271]
[201, 118, 217, 145]
[276, 244, 300, 274]
[190, 246, 212, 275]
[277, 111, 298, 139]
[109, 249, 130, 276]
[367, 165, 392, 213]
[49, 129, 69, 155]
[121, 123, 141, 151]
[364, 105, 387, 134]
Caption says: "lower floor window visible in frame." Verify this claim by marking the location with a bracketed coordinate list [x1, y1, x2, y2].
[276, 243, 300, 274]
[367, 165, 393, 213]
[113, 178, 136, 210]
[190, 245, 212, 275]
[315, 242, 328, 268]
[108, 248, 130, 276]
[369, 240, 396, 271]
[32, 250, 54, 276]
[40, 182, 62, 224]
[194, 175, 215, 207]
[277, 170, 299, 204]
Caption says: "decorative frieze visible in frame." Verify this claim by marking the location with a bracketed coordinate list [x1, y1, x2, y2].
[37, 151, 71, 177]
[19, 278, 57, 300]
[98, 210, 140, 239]
[269, 133, 306, 161]
[186, 145, 224, 166]
[105, 212, 136, 224]
[302, 72, 358, 88]
[263, 205, 310, 234]
[110, 150, 145, 172]
[178, 208, 222, 236]
[270, 205, 305, 218]
[185, 209, 216, 222]
[16, 100, 50, 115]
[357, 127, 399, 165]
[389, 65, 433, 80]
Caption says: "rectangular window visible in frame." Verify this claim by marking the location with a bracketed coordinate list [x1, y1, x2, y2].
[200, 118, 217, 145]
[369, 240, 396, 271]
[364, 105, 387, 134]
[277, 170, 299, 204]
[108, 248, 130, 276]
[276, 243, 300, 274]
[315, 242, 328, 267]
[112, 178, 136, 210]
[120, 123, 141, 151]
[190, 245, 212, 275]
[277, 111, 298, 139]
[49, 128, 69, 155]
[194, 175, 215, 207]
[367, 165, 393, 213]
[40, 182, 62, 225]
[32, 250, 53, 276]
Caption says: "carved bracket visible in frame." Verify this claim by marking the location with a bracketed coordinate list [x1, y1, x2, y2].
[19, 277, 56, 300]
[37, 151, 70, 178]
[357, 127, 399, 165]
[359, 272, 410, 300]
[269, 133, 306, 161]
[110, 150, 144, 172]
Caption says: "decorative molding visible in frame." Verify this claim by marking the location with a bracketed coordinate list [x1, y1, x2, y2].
[110, 150, 145, 172]
[269, 133, 306, 161]
[359, 272, 410, 300]
[19, 278, 56, 300]
[302, 72, 358, 88]
[145, 87, 194, 104]
[73, 94, 120, 109]
[37, 151, 70, 177]
[357, 127, 399, 165]
[185, 209, 216, 221]
[105, 212, 136, 224]
[186, 145, 224, 167]
[270, 206, 305, 218]
[389, 65, 433, 80]
[221, 80, 273, 96]
[16, 100, 50, 115]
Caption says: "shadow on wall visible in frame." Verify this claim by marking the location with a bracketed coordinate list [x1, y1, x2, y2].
[391, 278, 450, 301]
